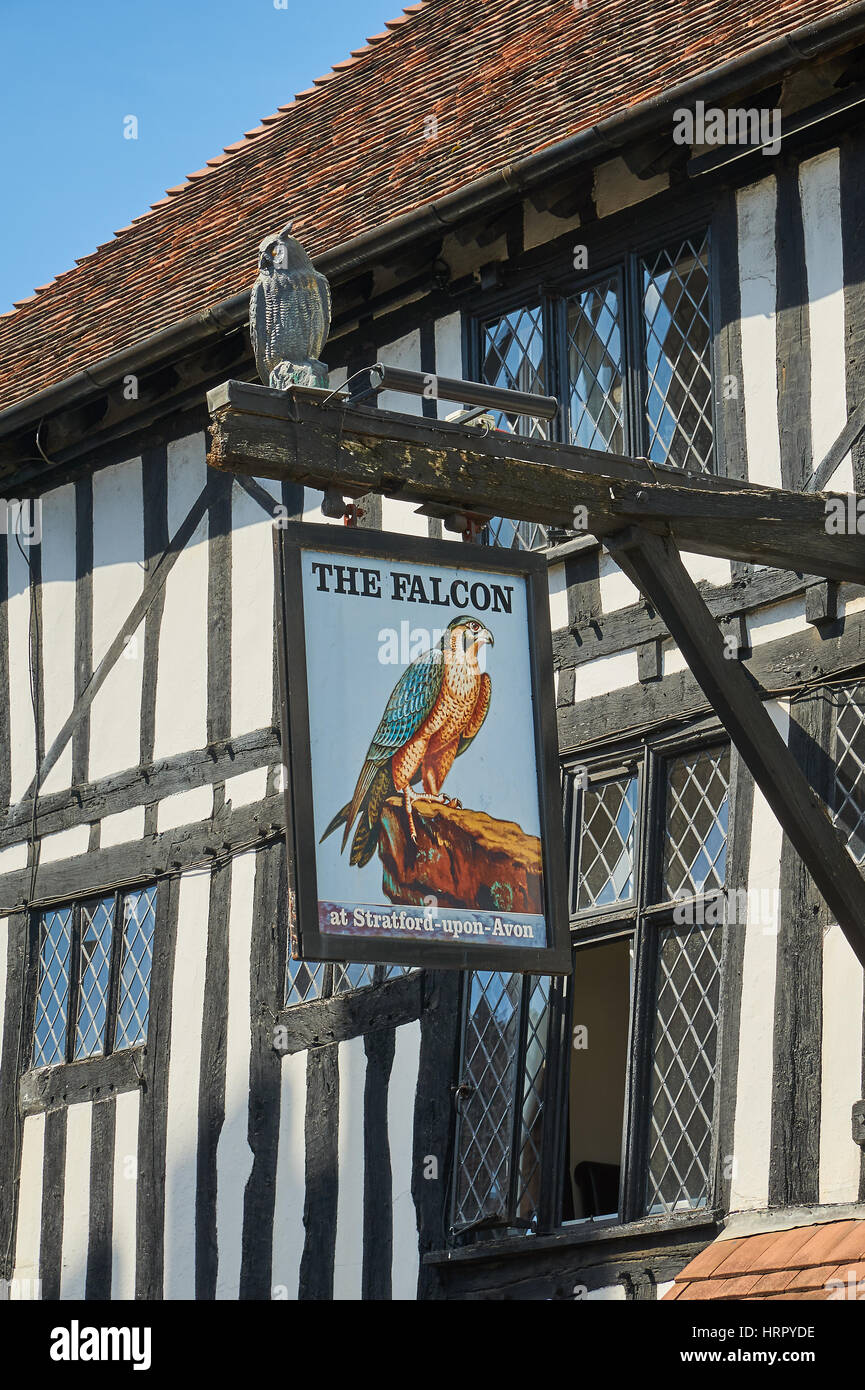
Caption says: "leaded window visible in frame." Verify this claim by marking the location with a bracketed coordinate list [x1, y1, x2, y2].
[642, 233, 713, 474]
[452, 737, 731, 1238]
[567, 275, 625, 454]
[285, 955, 412, 1006]
[833, 681, 865, 866]
[470, 227, 715, 552]
[452, 972, 550, 1231]
[32, 885, 157, 1068]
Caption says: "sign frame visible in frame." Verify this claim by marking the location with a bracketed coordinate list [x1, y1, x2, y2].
[274, 521, 570, 974]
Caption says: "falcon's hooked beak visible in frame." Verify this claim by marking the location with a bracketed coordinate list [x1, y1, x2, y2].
[478, 627, 494, 647]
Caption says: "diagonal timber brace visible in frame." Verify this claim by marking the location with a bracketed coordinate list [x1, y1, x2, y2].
[606, 526, 865, 969]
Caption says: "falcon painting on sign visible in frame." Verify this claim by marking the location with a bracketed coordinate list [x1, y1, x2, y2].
[274, 524, 570, 974]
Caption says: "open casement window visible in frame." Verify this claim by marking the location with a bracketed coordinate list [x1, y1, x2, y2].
[469, 228, 714, 551]
[285, 956, 413, 1005]
[32, 885, 156, 1068]
[450, 736, 731, 1239]
[832, 679, 865, 868]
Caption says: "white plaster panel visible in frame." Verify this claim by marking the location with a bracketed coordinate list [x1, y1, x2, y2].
[746, 598, 807, 648]
[11, 1111, 45, 1292]
[100, 805, 146, 849]
[7, 531, 36, 804]
[38, 824, 90, 865]
[662, 641, 688, 677]
[729, 701, 788, 1211]
[157, 783, 213, 833]
[737, 178, 782, 489]
[819, 922, 864, 1204]
[111, 1087, 140, 1300]
[271, 1048, 308, 1300]
[59, 1101, 92, 1299]
[39, 483, 77, 795]
[90, 458, 144, 780]
[800, 150, 853, 492]
[593, 158, 669, 219]
[548, 562, 569, 630]
[333, 1033, 366, 1301]
[153, 433, 208, 759]
[377, 329, 422, 415]
[0, 842, 28, 875]
[224, 765, 269, 810]
[682, 552, 733, 588]
[390, 1020, 421, 1300]
[598, 550, 639, 612]
[0, 917, 6, 1085]
[163, 868, 210, 1299]
[231, 477, 280, 737]
[434, 312, 463, 383]
[215, 850, 256, 1299]
[574, 650, 639, 702]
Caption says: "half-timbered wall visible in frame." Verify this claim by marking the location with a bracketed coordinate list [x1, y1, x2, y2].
[2, 120, 865, 1301]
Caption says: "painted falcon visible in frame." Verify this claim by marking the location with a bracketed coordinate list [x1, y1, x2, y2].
[321, 615, 494, 866]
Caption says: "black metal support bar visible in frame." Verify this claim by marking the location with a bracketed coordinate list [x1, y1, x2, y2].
[368, 364, 559, 421]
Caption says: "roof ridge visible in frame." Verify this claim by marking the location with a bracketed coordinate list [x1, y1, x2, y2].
[6, 1, 430, 315]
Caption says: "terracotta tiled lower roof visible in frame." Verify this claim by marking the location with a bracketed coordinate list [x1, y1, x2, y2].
[0, 0, 861, 411]
[663, 1219, 865, 1300]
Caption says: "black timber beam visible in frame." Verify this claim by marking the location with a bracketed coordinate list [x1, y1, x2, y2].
[206, 381, 865, 584]
[605, 527, 865, 970]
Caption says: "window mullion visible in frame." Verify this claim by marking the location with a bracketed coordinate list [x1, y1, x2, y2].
[104, 889, 124, 1057]
[505, 974, 531, 1225]
[620, 746, 658, 1222]
[624, 251, 645, 459]
[66, 903, 82, 1065]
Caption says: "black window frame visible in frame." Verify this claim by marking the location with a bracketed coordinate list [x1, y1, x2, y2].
[463, 201, 723, 488]
[451, 722, 735, 1242]
[29, 882, 158, 1071]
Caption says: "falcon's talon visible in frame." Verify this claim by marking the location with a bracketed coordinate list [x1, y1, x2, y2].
[403, 785, 419, 842]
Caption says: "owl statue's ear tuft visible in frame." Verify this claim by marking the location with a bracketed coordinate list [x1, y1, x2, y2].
[280, 220, 294, 238]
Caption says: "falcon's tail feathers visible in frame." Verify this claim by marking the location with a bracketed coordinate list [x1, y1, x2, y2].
[349, 765, 393, 867]
[319, 801, 352, 845]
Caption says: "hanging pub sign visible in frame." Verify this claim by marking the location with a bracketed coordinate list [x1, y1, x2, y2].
[274, 522, 570, 973]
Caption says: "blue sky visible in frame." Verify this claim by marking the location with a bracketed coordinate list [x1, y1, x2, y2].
[1, 0, 402, 313]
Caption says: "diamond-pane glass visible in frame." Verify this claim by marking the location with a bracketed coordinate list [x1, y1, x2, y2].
[516, 976, 550, 1224]
[75, 896, 114, 1059]
[663, 747, 730, 899]
[33, 907, 73, 1067]
[454, 971, 522, 1226]
[567, 278, 624, 453]
[834, 683, 865, 866]
[332, 962, 377, 994]
[574, 774, 638, 912]
[116, 887, 156, 1049]
[642, 233, 713, 473]
[285, 955, 325, 1005]
[480, 306, 548, 439]
[480, 305, 551, 551]
[647, 922, 723, 1214]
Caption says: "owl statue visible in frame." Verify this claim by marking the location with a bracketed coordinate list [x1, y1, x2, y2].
[249, 222, 332, 390]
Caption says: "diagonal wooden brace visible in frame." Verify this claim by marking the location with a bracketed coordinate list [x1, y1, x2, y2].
[606, 526, 865, 969]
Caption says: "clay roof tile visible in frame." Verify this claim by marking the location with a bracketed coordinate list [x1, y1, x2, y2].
[1, 0, 860, 411]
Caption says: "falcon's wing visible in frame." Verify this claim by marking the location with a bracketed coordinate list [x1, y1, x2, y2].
[337, 646, 444, 848]
[367, 646, 444, 761]
[249, 278, 270, 383]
